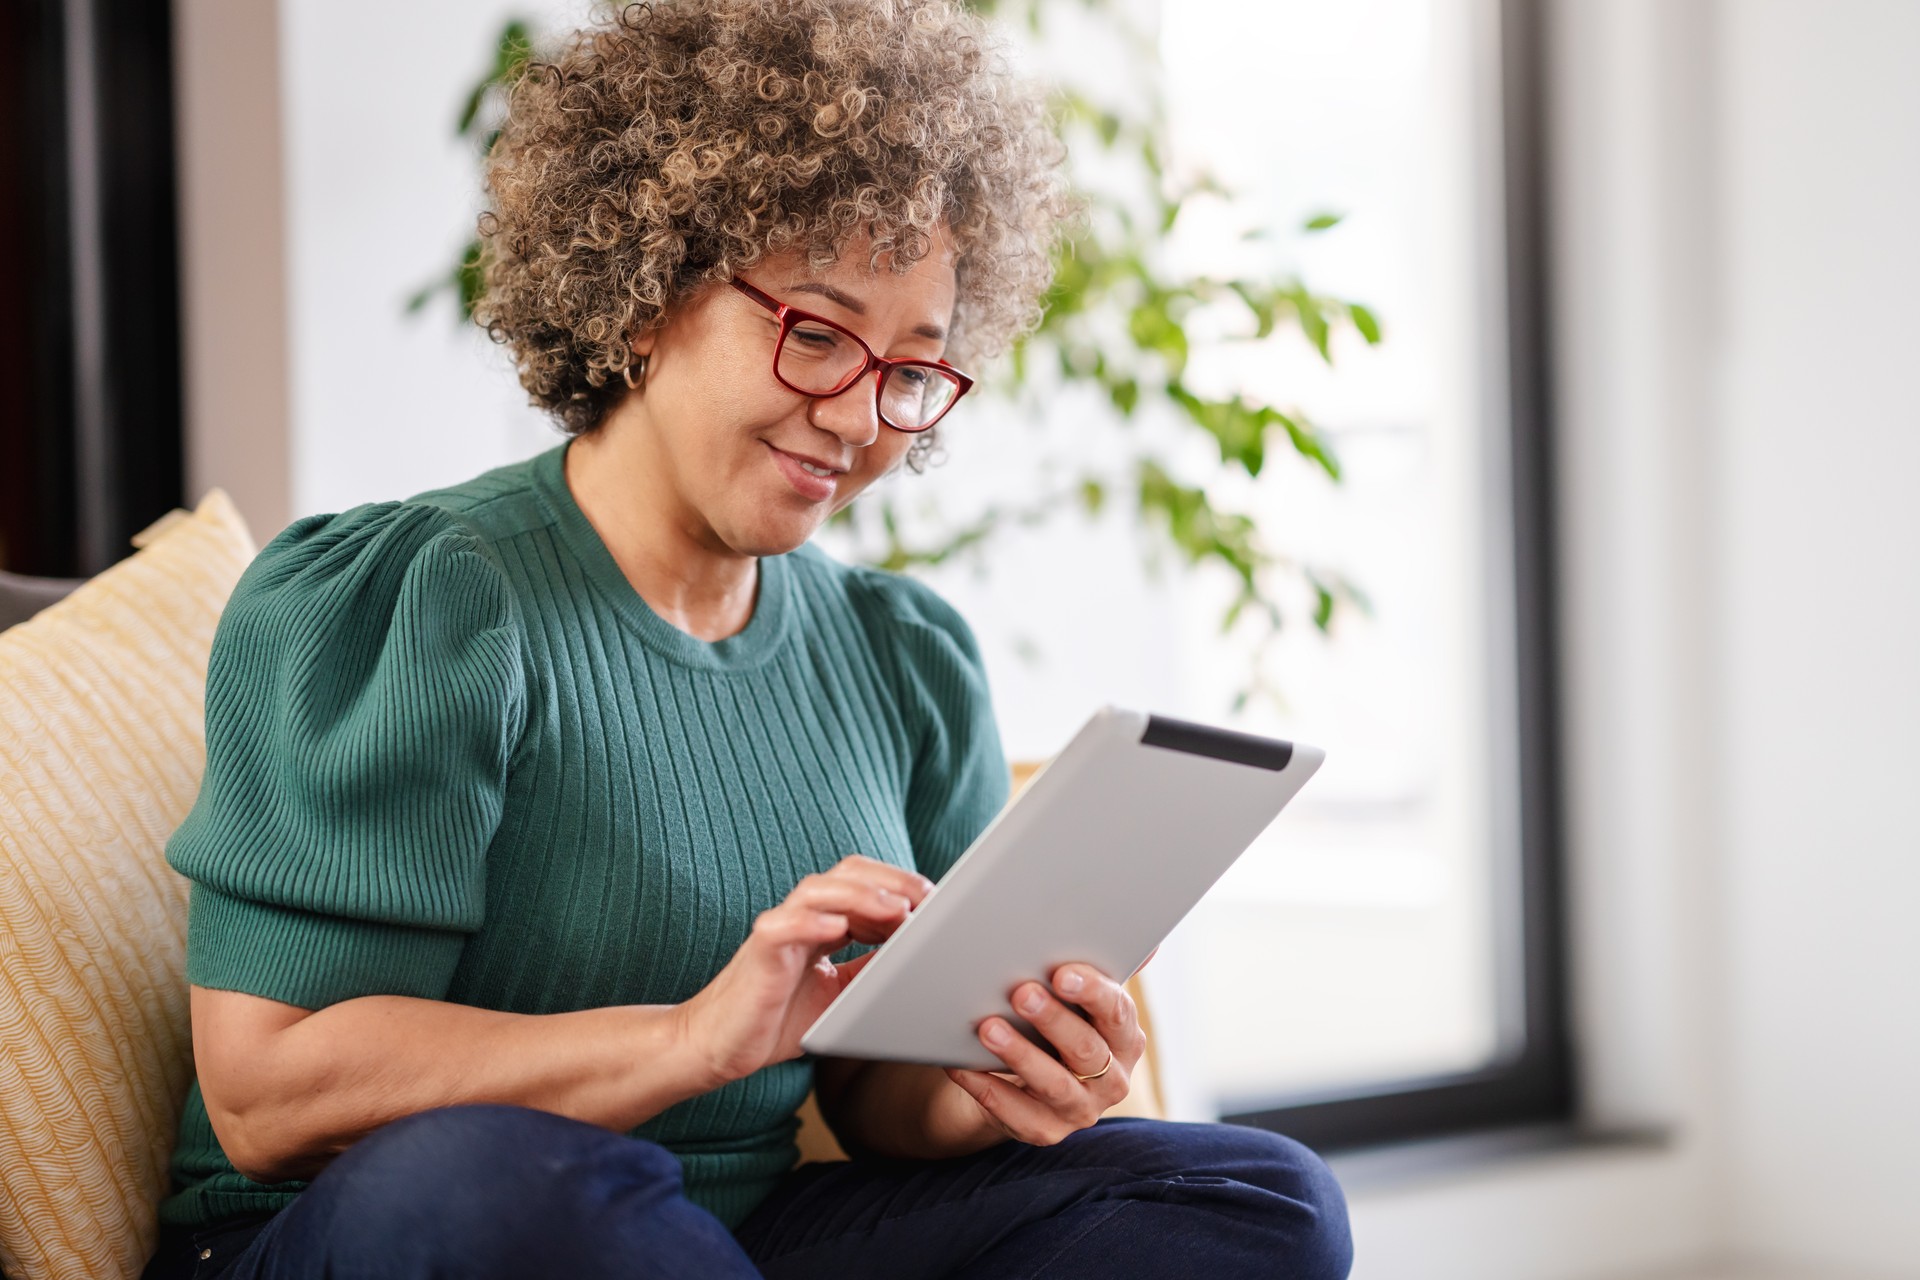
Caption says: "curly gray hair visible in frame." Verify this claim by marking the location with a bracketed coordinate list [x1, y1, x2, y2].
[473, 0, 1082, 468]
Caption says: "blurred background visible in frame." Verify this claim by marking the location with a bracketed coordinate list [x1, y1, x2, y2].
[3, 0, 1914, 1276]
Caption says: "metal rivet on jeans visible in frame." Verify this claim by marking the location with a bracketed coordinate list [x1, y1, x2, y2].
[199, 1248, 213, 1259]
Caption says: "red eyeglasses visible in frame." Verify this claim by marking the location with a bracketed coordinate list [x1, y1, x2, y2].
[729, 277, 973, 433]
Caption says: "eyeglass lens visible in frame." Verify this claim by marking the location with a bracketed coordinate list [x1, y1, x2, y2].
[776, 319, 962, 430]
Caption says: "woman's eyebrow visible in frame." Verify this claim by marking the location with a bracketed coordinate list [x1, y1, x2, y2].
[785, 280, 947, 342]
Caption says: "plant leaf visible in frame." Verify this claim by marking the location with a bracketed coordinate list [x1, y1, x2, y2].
[1348, 301, 1382, 344]
[1227, 280, 1277, 340]
[457, 20, 534, 136]
[1272, 410, 1342, 482]
[1287, 284, 1332, 362]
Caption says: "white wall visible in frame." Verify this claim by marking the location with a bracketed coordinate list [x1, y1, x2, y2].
[276, 0, 601, 521]
[174, 0, 590, 545]
[172, 0, 294, 542]
[1711, 2, 1920, 1274]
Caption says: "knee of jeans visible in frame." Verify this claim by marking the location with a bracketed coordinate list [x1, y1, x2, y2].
[319, 1103, 681, 1228]
[1088, 1120, 1352, 1278]
[1227, 1128, 1354, 1279]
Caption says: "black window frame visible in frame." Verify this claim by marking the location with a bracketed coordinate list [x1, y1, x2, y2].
[1223, 0, 1576, 1152]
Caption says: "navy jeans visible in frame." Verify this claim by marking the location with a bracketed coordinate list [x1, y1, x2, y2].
[142, 1103, 1352, 1279]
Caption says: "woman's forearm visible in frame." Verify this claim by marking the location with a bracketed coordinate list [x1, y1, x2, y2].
[207, 993, 721, 1184]
[818, 1059, 1009, 1160]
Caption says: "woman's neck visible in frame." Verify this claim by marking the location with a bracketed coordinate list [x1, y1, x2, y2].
[561, 423, 759, 643]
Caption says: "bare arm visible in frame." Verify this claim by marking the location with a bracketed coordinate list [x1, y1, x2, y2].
[194, 854, 934, 1186]
[813, 1055, 1008, 1160]
[191, 985, 715, 1185]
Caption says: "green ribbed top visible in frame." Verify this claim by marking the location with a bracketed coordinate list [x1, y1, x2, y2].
[158, 439, 1010, 1232]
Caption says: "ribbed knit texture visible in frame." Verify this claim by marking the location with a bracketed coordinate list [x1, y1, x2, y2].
[157, 439, 1010, 1233]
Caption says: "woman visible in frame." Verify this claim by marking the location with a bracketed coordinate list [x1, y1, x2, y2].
[143, 1, 1352, 1276]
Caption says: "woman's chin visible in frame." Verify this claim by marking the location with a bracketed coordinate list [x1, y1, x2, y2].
[723, 504, 830, 558]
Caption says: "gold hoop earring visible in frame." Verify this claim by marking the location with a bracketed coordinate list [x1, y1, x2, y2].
[622, 354, 648, 390]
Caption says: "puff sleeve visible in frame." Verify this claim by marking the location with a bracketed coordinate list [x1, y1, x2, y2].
[855, 570, 1012, 884]
[167, 502, 526, 1010]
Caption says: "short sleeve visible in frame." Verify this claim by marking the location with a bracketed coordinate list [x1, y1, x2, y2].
[168, 502, 526, 1010]
[855, 570, 1011, 884]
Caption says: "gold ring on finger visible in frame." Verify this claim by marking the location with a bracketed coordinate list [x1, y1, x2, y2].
[1073, 1050, 1115, 1082]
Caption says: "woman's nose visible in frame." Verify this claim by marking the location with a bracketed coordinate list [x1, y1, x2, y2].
[807, 371, 883, 449]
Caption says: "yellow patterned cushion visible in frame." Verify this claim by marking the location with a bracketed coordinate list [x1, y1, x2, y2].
[0, 491, 256, 1280]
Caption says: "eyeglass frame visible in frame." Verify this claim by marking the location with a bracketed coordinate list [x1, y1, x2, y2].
[728, 276, 974, 434]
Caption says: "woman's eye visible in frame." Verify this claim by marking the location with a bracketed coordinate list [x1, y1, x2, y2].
[791, 326, 840, 350]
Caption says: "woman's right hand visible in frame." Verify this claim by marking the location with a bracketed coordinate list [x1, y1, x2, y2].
[676, 854, 934, 1087]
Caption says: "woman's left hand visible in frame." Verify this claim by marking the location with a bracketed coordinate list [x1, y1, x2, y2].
[940, 963, 1147, 1145]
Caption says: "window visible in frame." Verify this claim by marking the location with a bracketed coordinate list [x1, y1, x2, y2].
[902, 0, 1571, 1148]
[1173, 0, 1571, 1147]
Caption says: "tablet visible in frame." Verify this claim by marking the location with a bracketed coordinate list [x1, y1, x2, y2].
[800, 705, 1324, 1070]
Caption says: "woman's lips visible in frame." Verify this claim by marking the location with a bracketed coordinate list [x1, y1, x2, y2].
[765, 442, 839, 502]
